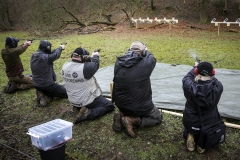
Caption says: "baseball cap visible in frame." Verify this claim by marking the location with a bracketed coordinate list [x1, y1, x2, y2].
[197, 62, 214, 76]
[130, 41, 146, 51]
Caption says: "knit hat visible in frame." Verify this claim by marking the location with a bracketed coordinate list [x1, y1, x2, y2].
[130, 41, 146, 51]
[73, 47, 89, 56]
[197, 62, 214, 76]
[5, 37, 19, 47]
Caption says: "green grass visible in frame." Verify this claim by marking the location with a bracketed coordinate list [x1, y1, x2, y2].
[0, 28, 240, 160]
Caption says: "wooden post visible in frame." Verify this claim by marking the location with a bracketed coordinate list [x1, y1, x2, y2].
[160, 109, 240, 129]
[110, 82, 114, 99]
[218, 23, 220, 35]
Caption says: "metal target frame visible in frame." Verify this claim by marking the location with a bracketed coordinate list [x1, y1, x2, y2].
[131, 17, 178, 29]
[211, 18, 240, 35]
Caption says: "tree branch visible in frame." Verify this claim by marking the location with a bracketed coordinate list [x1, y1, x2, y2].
[60, 5, 86, 27]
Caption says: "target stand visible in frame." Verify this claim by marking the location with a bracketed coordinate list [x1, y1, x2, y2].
[132, 17, 178, 29]
[211, 18, 240, 35]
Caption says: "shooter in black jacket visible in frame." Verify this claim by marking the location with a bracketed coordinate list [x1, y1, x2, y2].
[112, 41, 162, 138]
[182, 61, 223, 153]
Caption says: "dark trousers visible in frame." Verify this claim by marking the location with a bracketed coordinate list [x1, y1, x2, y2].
[86, 95, 115, 120]
[35, 83, 68, 98]
[139, 105, 162, 128]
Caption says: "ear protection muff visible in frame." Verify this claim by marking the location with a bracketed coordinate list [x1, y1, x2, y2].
[194, 67, 198, 75]
[45, 40, 51, 52]
[194, 66, 216, 76]
[71, 48, 91, 62]
[212, 68, 216, 75]
[141, 49, 147, 57]
[81, 48, 91, 62]
[139, 41, 147, 57]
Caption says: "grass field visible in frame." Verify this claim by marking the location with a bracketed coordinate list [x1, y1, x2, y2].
[0, 26, 240, 160]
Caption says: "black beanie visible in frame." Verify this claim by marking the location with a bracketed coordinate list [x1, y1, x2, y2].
[73, 47, 89, 56]
[197, 62, 213, 76]
[6, 37, 19, 47]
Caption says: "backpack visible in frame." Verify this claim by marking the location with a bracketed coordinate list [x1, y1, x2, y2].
[197, 120, 226, 149]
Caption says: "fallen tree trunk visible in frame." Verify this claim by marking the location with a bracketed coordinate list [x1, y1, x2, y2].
[229, 29, 240, 33]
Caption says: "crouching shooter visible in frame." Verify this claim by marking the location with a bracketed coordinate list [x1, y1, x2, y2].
[61, 47, 114, 124]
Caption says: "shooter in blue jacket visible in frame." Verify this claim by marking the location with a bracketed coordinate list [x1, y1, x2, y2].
[31, 40, 68, 107]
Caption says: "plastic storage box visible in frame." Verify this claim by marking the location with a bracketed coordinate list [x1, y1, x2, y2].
[27, 119, 73, 151]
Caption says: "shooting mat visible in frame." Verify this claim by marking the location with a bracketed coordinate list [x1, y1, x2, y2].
[95, 63, 240, 120]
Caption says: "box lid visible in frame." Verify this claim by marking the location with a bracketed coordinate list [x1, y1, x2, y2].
[28, 119, 73, 137]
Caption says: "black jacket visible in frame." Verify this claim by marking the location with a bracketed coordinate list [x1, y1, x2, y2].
[30, 47, 63, 87]
[112, 51, 156, 117]
[182, 68, 223, 134]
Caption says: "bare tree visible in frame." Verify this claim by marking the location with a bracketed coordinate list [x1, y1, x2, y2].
[115, 0, 146, 28]
[209, 0, 230, 17]
[199, 0, 209, 24]
[150, 0, 156, 10]
[218, 0, 228, 14]
[58, 1, 118, 31]
[24, 0, 120, 36]
[0, 0, 24, 30]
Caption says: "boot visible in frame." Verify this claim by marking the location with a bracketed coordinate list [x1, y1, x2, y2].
[44, 95, 53, 103]
[187, 133, 195, 152]
[112, 111, 124, 132]
[4, 81, 11, 93]
[36, 90, 47, 107]
[121, 116, 141, 138]
[72, 106, 80, 116]
[74, 106, 91, 124]
[4, 81, 17, 94]
[197, 145, 205, 154]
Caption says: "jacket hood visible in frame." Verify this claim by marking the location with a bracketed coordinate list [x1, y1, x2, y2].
[117, 51, 143, 68]
[191, 78, 222, 107]
[38, 40, 52, 54]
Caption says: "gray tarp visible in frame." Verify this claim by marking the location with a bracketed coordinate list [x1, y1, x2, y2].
[95, 63, 240, 120]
